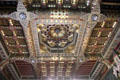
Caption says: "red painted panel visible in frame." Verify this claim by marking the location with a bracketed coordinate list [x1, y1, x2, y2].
[75, 60, 96, 75]
[15, 60, 35, 77]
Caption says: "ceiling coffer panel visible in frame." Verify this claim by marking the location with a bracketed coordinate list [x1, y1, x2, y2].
[24, 0, 92, 12]
[75, 60, 96, 76]
[36, 61, 75, 77]
[38, 24, 78, 53]
[14, 60, 35, 78]
[0, 18, 29, 57]
[84, 19, 117, 60]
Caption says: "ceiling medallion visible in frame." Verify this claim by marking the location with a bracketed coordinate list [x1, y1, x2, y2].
[38, 24, 79, 53]
[50, 26, 66, 38]
[91, 14, 98, 21]
[19, 12, 27, 20]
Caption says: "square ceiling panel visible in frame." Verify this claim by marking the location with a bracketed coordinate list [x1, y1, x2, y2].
[91, 30, 99, 37]
[8, 46, 19, 53]
[18, 38, 27, 45]
[2, 28, 13, 36]
[100, 31, 111, 37]
[97, 39, 106, 45]
[88, 38, 97, 45]
[94, 47, 102, 53]
[104, 21, 114, 28]
[86, 47, 93, 53]
[12, 20, 21, 26]
[0, 18, 9, 26]
[15, 29, 24, 36]
[38, 24, 78, 53]
[75, 61, 96, 75]
[6, 38, 16, 45]
[15, 61, 35, 78]
[20, 47, 29, 53]
[94, 22, 102, 28]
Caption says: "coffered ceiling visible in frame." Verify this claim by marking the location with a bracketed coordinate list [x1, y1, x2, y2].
[0, 0, 120, 80]
[0, 18, 29, 57]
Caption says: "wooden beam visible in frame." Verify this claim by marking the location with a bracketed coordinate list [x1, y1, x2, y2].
[0, 59, 9, 70]
[102, 2, 120, 6]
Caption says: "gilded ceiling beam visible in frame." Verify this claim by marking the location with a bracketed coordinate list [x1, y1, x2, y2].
[7, 63, 20, 80]
[102, 2, 120, 6]
[0, 59, 9, 70]
[103, 20, 120, 58]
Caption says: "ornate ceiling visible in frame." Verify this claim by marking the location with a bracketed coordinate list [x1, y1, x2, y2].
[0, 18, 29, 57]
[0, 0, 120, 80]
